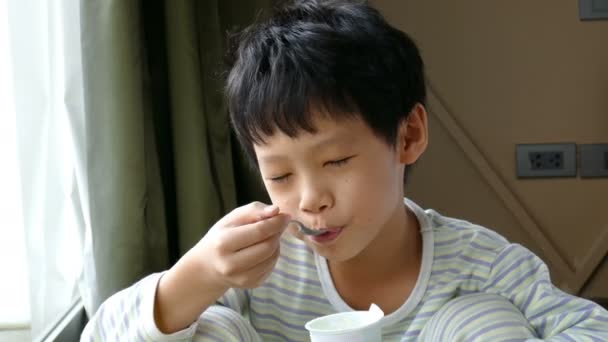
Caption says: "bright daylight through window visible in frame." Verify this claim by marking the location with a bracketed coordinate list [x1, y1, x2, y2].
[0, 0, 30, 335]
[0, 0, 84, 340]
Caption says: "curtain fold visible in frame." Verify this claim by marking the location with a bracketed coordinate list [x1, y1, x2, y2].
[165, 0, 233, 255]
[78, 0, 158, 314]
[77, 0, 271, 316]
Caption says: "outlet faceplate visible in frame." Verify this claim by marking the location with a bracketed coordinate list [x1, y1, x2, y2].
[580, 144, 608, 178]
[516, 143, 577, 178]
[579, 0, 608, 20]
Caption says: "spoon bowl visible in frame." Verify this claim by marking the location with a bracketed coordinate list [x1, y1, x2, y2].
[290, 220, 329, 236]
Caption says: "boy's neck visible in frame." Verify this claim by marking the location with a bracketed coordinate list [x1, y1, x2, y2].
[327, 201, 422, 313]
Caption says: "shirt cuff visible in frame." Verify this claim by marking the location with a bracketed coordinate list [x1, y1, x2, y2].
[140, 272, 197, 341]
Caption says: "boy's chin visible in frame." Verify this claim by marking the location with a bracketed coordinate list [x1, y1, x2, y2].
[304, 242, 358, 262]
[314, 249, 358, 263]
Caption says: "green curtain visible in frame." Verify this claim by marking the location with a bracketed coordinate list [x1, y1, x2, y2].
[78, 0, 272, 314]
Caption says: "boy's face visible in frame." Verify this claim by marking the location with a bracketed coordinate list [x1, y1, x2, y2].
[254, 112, 422, 262]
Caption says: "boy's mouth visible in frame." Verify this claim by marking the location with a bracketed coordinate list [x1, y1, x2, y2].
[309, 227, 344, 244]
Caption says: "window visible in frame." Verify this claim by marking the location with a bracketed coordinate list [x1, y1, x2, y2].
[0, 0, 84, 340]
[0, 2, 31, 340]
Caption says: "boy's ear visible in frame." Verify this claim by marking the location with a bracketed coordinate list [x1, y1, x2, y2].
[398, 103, 429, 164]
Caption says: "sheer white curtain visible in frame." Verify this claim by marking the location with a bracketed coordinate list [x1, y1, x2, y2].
[6, 0, 88, 338]
[0, 0, 30, 334]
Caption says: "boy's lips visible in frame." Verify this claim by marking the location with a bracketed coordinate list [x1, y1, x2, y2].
[308, 226, 344, 244]
[305, 225, 343, 236]
[297, 220, 343, 232]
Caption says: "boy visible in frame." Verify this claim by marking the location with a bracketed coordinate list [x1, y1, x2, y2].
[82, 0, 608, 340]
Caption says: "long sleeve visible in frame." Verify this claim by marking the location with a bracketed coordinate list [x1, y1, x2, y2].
[482, 244, 608, 341]
[80, 272, 197, 341]
[80, 273, 261, 341]
[199, 288, 262, 342]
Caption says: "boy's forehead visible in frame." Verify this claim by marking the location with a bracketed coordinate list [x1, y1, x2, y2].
[254, 116, 364, 156]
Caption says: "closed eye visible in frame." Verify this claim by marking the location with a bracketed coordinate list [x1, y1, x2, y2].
[325, 155, 355, 167]
[268, 173, 291, 183]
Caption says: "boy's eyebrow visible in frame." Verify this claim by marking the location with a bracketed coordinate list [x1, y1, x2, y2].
[259, 154, 288, 163]
[259, 134, 353, 163]
[310, 134, 352, 149]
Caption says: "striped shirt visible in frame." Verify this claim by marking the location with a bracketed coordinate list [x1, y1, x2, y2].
[81, 199, 608, 341]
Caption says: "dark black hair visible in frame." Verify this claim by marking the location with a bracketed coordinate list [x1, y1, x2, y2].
[225, 0, 426, 166]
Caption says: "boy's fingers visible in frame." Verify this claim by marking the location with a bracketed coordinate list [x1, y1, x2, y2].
[219, 214, 289, 252]
[245, 248, 281, 287]
[228, 233, 281, 271]
[222, 202, 280, 227]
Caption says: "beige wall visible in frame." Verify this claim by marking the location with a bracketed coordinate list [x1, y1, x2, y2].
[372, 0, 608, 296]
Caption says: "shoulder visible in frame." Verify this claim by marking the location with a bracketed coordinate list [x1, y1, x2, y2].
[408, 200, 510, 277]
[406, 197, 509, 258]
[420, 206, 547, 284]
[427, 208, 509, 254]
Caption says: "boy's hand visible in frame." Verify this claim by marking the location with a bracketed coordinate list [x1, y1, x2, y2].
[154, 202, 289, 333]
[193, 202, 289, 290]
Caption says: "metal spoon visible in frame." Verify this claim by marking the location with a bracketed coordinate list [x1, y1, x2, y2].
[290, 220, 329, 236]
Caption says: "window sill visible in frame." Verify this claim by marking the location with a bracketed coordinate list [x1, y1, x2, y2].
[0, 328, 31, 341]
[35, 298, 87, 342]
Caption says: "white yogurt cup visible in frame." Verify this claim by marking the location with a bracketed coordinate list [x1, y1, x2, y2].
[305, 304, 384, 342]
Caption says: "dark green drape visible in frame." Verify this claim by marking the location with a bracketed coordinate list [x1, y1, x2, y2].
[79, 0, 272, 314]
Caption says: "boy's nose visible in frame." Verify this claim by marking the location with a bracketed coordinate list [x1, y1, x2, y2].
[298, 185, 332, 214]
[300, 200, 330, 214]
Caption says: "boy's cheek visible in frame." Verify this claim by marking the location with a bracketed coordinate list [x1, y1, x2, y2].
[268, 193, 296, 214]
